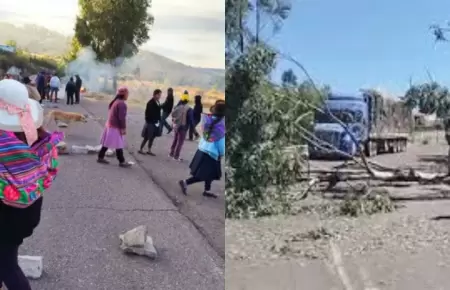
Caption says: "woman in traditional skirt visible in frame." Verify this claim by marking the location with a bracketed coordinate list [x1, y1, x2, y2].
[178, 100, 225, 198]
[97, 86, 132, 168]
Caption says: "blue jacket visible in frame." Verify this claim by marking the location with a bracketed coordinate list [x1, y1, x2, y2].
[198, 136, 225, 161]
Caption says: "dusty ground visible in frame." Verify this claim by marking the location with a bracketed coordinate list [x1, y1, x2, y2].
[226, 130, 450, 290]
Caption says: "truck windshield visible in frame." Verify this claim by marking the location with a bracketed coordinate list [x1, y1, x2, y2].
[315, 109, 363, 124]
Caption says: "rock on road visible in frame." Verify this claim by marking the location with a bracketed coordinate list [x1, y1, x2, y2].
[21, 100, 224, 290]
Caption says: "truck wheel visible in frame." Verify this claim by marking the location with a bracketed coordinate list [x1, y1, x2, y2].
[365, 141, 377, 157]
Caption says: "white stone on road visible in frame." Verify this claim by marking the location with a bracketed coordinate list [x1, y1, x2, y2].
[18, 255, 43, 279]
[119, 225, 158, 259]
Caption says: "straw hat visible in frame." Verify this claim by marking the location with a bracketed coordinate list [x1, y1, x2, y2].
[0, 79, 44, 143]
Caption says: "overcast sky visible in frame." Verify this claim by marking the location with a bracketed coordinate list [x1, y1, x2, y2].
[0, 0, 224, 68]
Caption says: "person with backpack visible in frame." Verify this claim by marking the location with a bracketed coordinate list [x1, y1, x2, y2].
[178, 100, 225, 198]
[188, 95, 203, 141]
[0, 79, 64, 290]
[138, 89, 162, 156]
[169, 91, 194, 161]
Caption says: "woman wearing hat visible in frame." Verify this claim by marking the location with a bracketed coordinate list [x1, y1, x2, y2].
[178, 100, 225, 198]
[0, 79, 64, 289]
[97, 86, 132, 167]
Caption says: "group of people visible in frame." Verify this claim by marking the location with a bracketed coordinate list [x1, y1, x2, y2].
[96, 87, 225, 198]
[34, 72, 82, 105]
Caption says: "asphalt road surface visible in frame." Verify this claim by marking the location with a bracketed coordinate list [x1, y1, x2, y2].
[22, 100, 224, 290]
[79, 97, 225, 258]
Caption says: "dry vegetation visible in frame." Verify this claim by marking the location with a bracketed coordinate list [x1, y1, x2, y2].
[83, 79, 224, 108]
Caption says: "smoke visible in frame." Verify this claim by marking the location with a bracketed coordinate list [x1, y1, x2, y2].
[65, 47, 141, 93]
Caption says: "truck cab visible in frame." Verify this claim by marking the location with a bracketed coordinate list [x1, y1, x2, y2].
[310, 93, 370, 158]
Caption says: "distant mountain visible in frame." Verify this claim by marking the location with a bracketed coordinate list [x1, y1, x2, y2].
[0, 22, 224, 90]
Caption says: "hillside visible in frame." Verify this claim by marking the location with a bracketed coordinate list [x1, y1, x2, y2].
[0, 22, 224, 90]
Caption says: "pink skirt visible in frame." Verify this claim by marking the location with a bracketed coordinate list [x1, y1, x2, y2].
[100, 127, 125, 149]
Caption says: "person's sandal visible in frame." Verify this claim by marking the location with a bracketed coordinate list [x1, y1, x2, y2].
[97, 158, 110, 164]
[146, 151, 156, 156]
[203, 191, 218, 198]
[138, 150, 145, 155]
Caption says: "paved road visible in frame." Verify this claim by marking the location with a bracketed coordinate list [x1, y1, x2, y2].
[80, 98, 225, 257]
[22, 101, 224, 290]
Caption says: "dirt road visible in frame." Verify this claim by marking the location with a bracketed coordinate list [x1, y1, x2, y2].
[226, 132, 450, 290]
[23, 101, 224, 289]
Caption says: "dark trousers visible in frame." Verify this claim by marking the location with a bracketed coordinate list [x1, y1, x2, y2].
[140, 123, 158, 151]
[98, 147, 125, 163]
[186, 176, 212, 191]
[75, 90, 80, 103]
[67, 92, 74, 105]
[0, 244, 32, 290]
[140, 135, 156, 151]
[188, 120, 200, 140]
[37, 87, 45, 104]
[170, 129, 187, 159]
[161, 112, 172, 132]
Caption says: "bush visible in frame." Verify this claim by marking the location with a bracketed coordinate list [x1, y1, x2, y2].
[225, 45, 318, 218]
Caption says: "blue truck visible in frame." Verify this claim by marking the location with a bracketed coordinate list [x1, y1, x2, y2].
[309, 90, 413, 158]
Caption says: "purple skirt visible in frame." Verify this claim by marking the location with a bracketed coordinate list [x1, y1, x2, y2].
[100, 127, 125, 149]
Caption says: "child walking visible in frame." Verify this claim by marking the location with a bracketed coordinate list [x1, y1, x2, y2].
[178, 100, 225, 198]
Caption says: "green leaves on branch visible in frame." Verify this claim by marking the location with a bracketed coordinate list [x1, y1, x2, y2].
[73, 0, 154, 63]
[403, 82, 450, 118]
[225, 45, 317, 218]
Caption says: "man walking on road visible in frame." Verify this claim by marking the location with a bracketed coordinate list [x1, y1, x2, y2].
[139, 89, 162, 156]
[161, 88, 174, 134]
[65, 77, 77, 105]
[36, 71, 46, 103]
[75, 75, 82, 104]
[49, 74, 60, 103]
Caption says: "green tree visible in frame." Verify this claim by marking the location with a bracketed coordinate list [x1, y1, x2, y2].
[74, 0, 154, 89]
[281, 69, 297, 86]
[65, 37, 82, 62]
[254, 0, 292, 43]
[226, 0, 318, 218]
[403, 82, 450, 118]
